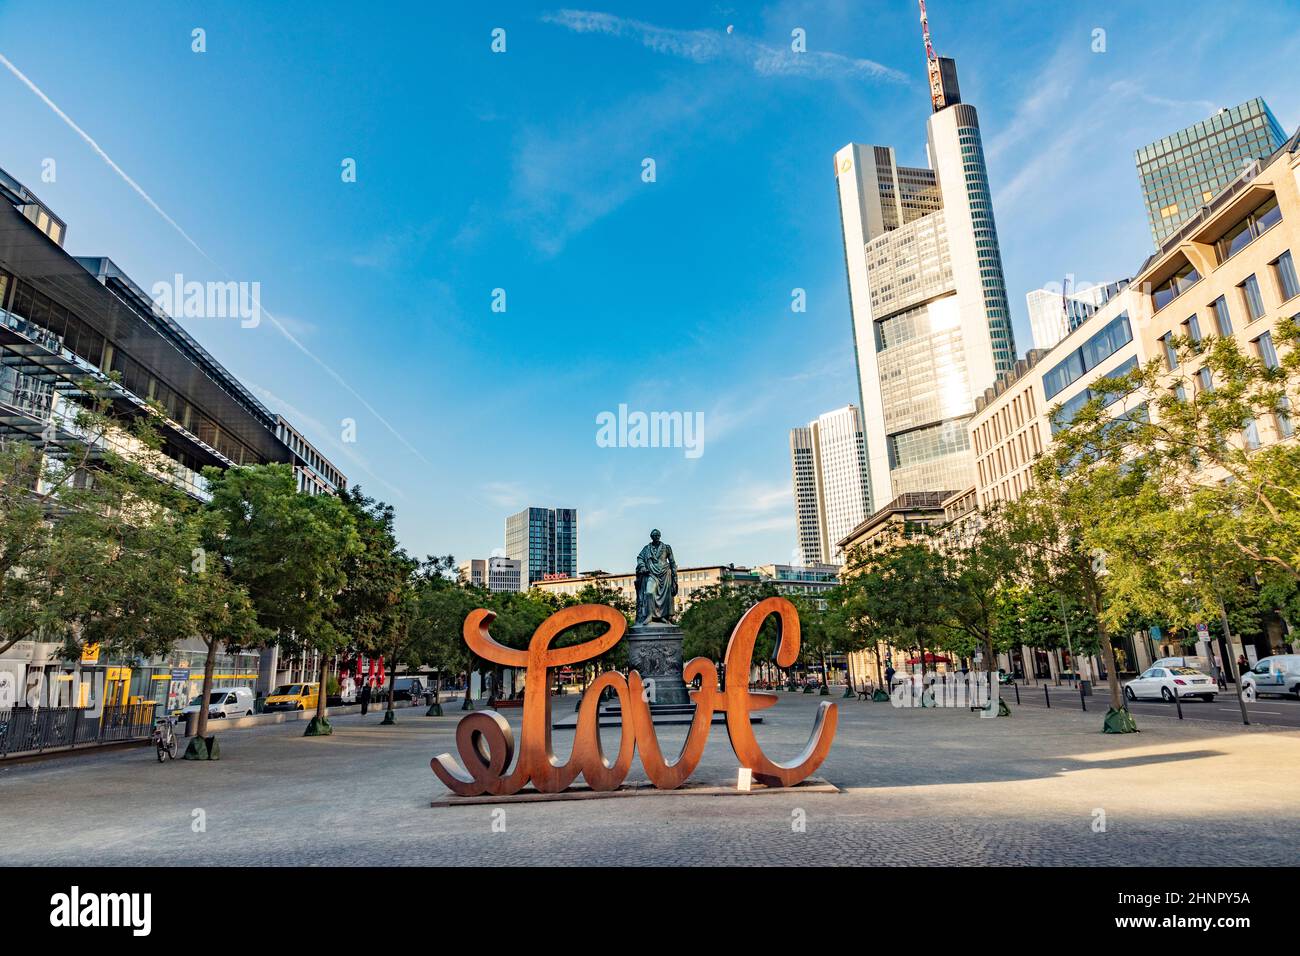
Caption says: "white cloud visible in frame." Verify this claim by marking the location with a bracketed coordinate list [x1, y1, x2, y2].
[542, 9, 906, 82]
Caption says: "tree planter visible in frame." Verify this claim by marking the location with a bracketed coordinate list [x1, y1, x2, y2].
[183, 736, 220, 760]
[1102, 707, 1139, 734]
[381, 709, 396, 726]
[303, 716, 333, 736]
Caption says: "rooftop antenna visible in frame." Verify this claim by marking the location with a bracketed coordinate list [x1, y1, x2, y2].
[918, 0, 946, 112]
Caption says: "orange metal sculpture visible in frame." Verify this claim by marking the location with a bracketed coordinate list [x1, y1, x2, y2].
[431, 597, 838, 796]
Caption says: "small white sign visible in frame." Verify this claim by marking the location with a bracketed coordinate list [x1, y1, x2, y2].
[737, 767, 753, 792]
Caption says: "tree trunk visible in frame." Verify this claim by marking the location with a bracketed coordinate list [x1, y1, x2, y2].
[316, 656, 331, 722]
[386, 659, 397, 713]
[195, 637, 217, 741]
[1093, 615, 1123, 711]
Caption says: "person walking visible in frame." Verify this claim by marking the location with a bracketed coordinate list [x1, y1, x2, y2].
[360, 682, 372, 716]
[884, 663, 896, 690]
[1211, 659, 1225, 690]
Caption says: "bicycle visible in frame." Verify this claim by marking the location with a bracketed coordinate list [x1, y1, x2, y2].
[152, 715, 178, 762]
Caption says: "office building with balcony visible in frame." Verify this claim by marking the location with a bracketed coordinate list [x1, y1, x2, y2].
[1136, 98, 1287, 247]
[788, 404, 872, 565]
[504, 506, 577, 589]
[835, 38, 1016, 510]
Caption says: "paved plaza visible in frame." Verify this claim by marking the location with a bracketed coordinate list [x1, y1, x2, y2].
[2, 692, 1297, 866]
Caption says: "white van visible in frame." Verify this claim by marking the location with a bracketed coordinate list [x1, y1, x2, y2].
[1242, 655, 1300, 699]
[179, 686, 256, 719]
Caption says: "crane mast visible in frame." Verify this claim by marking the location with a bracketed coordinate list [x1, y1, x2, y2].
[918, 0, 946, 113]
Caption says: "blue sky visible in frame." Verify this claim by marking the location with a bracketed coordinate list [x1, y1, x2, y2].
[2, 0, 1298, 572]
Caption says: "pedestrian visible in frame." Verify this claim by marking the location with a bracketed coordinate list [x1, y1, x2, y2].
[360, 682, 371, 716]
[1236, 653, 1249, 678]
[1211, 659, 1225, 690]
[885, 663, 896, 690]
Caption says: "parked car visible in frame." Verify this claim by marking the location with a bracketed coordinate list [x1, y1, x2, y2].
[178, 686, 255, 720]
[390, 677, 426, 702]
[1124, 666, 1216, 702]
[1151, 655, 1215, 674]
[263, 683, 320, 712]
[1241, 655, 1300, 699]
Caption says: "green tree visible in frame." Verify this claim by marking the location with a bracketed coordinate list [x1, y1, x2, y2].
[329, 488, 419, 732]
[200, 464, 358, 749]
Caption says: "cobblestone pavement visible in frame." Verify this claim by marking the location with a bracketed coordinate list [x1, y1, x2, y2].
[1, 692, 1296, 866]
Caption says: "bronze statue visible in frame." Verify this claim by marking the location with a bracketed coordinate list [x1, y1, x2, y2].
[634, 529, 677, 625]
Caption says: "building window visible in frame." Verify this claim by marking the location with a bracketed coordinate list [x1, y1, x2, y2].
[1211, 295, 1233, 336]
[1215, 195, 1281, 262]
[1160, 333, 1179, 371]
[1183, 314, 1202, 343]
[1243, 417, 1261, 450]
[1276, 397, 1294, 439]
[1273, 250, 1299, 301]
[1151, 262, 1201, 311]
[1197, 366, 1214, 393]
[1255, 331, 1280, 369]
[1239, 274, 1266, 322]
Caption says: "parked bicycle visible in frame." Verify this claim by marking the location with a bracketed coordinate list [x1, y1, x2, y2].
[152, 715, 178, 762]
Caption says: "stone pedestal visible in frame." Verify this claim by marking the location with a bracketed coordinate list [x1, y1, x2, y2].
[625, 623, 690, 706]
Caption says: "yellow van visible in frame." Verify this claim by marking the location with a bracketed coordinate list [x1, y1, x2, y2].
[263, 683, 319, 712]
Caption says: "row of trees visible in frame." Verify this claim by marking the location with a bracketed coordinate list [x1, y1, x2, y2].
[675, 319, 1300, 733]
[0, 390, 645, 751]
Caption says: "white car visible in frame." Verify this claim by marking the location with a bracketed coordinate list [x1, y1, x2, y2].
[1241, 655, 1300, 700]
[1124, 666, 1216, 702]
[179, 686, 256, 720]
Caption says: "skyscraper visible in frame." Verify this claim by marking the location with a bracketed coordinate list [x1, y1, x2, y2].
[1135, 97, 1287, 246]
[504, 507, 578, 589]
[834, 17, 1015, 509]
[789, 405, 871, 566]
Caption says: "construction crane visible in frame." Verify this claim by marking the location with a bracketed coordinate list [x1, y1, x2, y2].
[918, 0, 946, 113]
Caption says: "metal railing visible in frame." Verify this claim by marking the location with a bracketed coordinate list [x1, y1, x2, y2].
[0, 702, 158, 758]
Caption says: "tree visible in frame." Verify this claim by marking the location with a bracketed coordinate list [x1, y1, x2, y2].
[840, 540, 948, 680]
[200, 464, 358, 751]
[2, 383, 198, 664]
[329, 488, 418, 732]
[937, 504, 1023, 691]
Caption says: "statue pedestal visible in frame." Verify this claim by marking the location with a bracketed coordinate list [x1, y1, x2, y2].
[624, 623, 690, 706]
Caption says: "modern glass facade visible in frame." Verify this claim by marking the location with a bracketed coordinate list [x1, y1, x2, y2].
[835, 54, 1017, 508]
[505, 506, 578, 588]
[1135, 97, 1287, 246]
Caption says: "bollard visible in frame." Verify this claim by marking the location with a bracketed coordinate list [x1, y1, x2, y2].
[1079, 682, 1086, 712]
[1014, 682, 1020, 705]
[1044, 685, 1050, 708]
[1174, 684, 1184, 720]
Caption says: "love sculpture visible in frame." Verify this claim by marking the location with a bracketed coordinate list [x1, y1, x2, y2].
[431, 596, 838, 797]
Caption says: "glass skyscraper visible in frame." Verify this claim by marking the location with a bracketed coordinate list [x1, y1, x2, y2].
[835, 51, 1016, 509]
[1135, 97, 1287, 246]
[504, 506, 578, 588]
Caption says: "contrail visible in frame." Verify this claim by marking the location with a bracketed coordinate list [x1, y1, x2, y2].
[0, 51, 432, 467]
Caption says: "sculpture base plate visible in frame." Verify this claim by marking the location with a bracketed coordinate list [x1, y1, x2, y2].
[431, 776, 838, 806]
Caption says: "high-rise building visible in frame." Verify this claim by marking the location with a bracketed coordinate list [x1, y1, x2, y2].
[788, 405, 872, 566]
[504, 507, 577, 588]
[1135, 97, 1287, 246]
[457, 556, 522, 592]
[834, 19, 1015, 510]
[1025, 280, 1129, 351]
